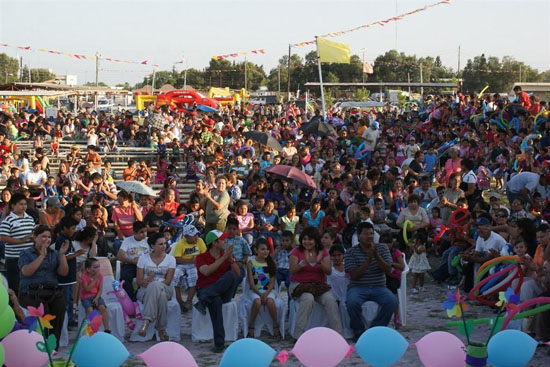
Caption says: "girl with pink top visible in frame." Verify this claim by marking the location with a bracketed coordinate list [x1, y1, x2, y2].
[80, 257, 110, 332]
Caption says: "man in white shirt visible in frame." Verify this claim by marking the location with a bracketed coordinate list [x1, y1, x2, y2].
[116, 221, 149, 301]
[26, 160, 47, 197]
[506, 172, 546, 207]
[460, 217, 507, 291]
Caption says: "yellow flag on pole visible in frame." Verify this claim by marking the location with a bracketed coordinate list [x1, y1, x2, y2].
[317, 37, 350, 64]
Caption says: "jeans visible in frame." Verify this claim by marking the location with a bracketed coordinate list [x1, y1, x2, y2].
[113, 238, 123, 256]
[243, 233, 254, 246]
[231, 266, 246, 297]
[5, 257, 20, 292]
[197, 271, 237, 347]
[346, 285, 398, 337]
[257, 230, 281, 247]
[61, 284, 74, 323]
[432, 245, 463, 281]
[276, 268, 290, 288]
[120, 264, 137, 302]
[19, 289, 66, 350]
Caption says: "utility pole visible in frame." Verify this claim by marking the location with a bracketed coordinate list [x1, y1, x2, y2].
[361, 48, 366, 83]
[277, 65, 281, 93]
[182, 54, 187, 90]
[151, 68, 156, 94]
[407, 72, 411, 95]
[395, 0, 398, 50]
[457, 45, 461, 77]
[95, 52, 100, 87]
[287, 44, 291, 101]
[244, 56, 247, 91]
[28, 63, 31, 83]
[420, 63, 423, 97]
[519, 65, 522, 83]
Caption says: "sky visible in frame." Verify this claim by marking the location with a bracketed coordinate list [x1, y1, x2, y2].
[0, 0, 549, 87]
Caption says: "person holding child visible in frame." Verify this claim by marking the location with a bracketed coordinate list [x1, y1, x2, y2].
[246, 238, 280, 338]
[80, 257, 110, 333]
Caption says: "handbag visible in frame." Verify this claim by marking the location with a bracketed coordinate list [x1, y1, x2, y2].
[292, 281, 332, 298]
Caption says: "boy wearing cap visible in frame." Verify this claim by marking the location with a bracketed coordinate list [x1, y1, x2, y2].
[195, 230, 240, 353]
[173, 225, 207, 312]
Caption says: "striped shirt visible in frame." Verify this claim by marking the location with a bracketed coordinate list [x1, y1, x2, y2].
[0, 212, 36, 258]
[344, 243, 392, 287]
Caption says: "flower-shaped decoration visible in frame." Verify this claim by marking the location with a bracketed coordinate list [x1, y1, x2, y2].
[496, 287, 520, 311]
[443, 290, 468, 318]
[84, 310, 102, 337]
[25, 303, 56, 332]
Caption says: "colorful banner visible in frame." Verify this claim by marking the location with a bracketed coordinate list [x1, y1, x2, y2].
[292, 0, 451, 47]
[212, 49, 265, 61]
[0, 43, 159, 67]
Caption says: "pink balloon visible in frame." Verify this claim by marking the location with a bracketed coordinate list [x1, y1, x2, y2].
[1, 330, 48, 367]
[137, 341, 198, 367]
[415, 331, 465, 367]
[291, 327, 353, 367]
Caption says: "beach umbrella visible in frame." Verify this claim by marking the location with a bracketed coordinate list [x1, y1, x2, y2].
[116, 181, 156, 196]
[302, 120, 337, 137]
[327, 116, 345, 127]
[244, 131, 283, 151]
[267, 165, 317, 189]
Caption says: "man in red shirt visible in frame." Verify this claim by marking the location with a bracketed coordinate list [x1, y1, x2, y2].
[510, 86, 531, 117]
[194, 230, 239, 353]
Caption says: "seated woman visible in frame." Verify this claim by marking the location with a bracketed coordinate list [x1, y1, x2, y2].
[136, 232, 176, 341]
[396, 194, 429, 250]
[289, 226, 342, 339]
[18, 225, 69, 349]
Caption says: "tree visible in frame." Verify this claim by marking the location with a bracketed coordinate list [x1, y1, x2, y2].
[461, 54, 539, 93]
[84, 81, 108, 87]
[20, 66, 55, 83]
[115, 82, 132, 90]
[0, 53, 19, 84]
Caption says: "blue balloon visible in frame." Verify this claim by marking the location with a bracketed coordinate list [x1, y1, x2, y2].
[73, 332, 129, 367]
[487, 330, 537, 367]
[220, 338, 276, 367]
[356, 326, 408, 367]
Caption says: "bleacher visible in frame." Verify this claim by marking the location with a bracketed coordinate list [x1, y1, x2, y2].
[11, 139, 197, 201]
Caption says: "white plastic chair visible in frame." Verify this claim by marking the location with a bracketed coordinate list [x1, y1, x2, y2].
[237, 271, 287, 339]
[191, 300, 239, 342]
[398, 256, 410, 326]
[76, 258, 126, 341]
[77, 274, 126, 342]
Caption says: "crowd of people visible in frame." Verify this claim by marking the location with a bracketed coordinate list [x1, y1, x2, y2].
[1, 84, 550, 353]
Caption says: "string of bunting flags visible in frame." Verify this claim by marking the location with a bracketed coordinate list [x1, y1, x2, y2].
[209, 0, 451, 59]
[292, 0, 451, 48]
[0, 43, 159, 67]
[211, 49, 265, 61]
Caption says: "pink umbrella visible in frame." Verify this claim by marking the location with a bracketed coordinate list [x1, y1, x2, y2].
[267, 165, 317, 189]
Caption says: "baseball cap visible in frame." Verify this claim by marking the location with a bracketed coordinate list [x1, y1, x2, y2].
[183, 225, 199, 237]
[46, 197, 61, 208]
[489, 192, 500, 200]
[476, 217, 492, 226]
[205, 230, 228, 245]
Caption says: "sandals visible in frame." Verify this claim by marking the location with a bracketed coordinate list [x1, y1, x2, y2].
[273, 326, 281, 340]
[159, 330, 169, 342]
[138, 321, 149, 337]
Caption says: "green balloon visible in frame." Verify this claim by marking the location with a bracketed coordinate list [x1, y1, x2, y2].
[0, 342, 4, 366]
[0, 284, 9, 313]
[0, 306, 15, 339]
